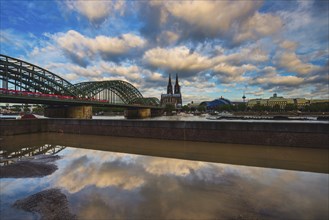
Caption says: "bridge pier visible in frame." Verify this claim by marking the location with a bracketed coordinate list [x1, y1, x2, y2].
[124, 108, 151, 119]
[44, 105, 92, 119]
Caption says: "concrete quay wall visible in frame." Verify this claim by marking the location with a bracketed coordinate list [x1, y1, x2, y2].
[1, 119, 328, 148]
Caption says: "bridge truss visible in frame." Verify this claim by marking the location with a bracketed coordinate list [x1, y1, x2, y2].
[0, 54, 159, 105]
[0, 54, 79, 96]
[74, 80, 143, 104]
[0, 144, 66, 166]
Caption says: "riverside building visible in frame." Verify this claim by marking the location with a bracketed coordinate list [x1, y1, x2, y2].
[247, 93, 329, 109]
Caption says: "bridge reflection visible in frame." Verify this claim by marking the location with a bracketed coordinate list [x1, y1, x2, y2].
[1, 133, 328, 173]
[0, 143, 65, 166]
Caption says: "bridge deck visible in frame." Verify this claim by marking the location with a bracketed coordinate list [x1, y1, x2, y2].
[0, 94, 162, 109]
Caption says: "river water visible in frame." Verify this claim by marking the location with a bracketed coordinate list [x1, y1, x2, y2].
[1, 133, 328, 219]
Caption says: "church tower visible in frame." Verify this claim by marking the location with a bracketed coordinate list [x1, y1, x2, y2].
[167, 74, 173, 94]
[174, 74, 181, 94]
[161, 73, 182, 108]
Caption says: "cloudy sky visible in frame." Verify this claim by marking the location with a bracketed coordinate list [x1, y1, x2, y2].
[1, 0, 328, 103]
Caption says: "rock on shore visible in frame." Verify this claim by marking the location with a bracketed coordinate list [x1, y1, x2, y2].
[13, 188, 77, 220]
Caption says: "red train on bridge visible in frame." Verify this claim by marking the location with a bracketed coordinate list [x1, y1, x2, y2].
[0, 88, 108, 103]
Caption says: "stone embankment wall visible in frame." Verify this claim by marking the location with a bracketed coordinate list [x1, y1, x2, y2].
[1, 119, 328, 148]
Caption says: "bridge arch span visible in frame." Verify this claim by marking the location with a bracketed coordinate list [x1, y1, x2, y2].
[74, 80, 144, 104]
[1, 54, 160, 106]
[0, 54, 80, 96]
[132, 97, 160, 106]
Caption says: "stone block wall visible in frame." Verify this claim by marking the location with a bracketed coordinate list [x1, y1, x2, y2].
[1, 119, 328, 148]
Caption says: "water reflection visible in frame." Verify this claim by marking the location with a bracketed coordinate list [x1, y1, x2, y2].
[57, 149, 328, 219]
[1, 133, 328, 173]
[0, 134, 328, 219]
[0, 144, 65, 166]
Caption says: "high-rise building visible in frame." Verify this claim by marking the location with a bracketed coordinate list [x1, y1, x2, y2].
[161, 74, 182, 108]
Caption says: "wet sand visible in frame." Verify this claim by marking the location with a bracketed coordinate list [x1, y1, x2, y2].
[0, 155, 59, 178]
[13, 188, 77, 220]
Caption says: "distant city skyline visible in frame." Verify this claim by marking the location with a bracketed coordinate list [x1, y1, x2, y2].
[1, 0, 328, 104]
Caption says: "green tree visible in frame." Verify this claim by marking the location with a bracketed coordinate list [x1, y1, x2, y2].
[215, 104, 232, 112]
[23, 104, 30, 113]
[272, 104, 281, 112]
[236, 103, 246, 111]
[12, 105, 21, 112]
[264, 105, 272, 112]
[164, 104, 175, 113]
[308, 103, 329, 112]
[197, 105, 206, 112]
[32, 105, 44, 114]
[182, 105, 189, 112]
[252, 104, 262, 112]
[285, 104, 297, 111]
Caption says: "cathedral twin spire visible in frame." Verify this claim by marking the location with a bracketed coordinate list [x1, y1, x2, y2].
[162, 73, 183, 107]
[167, 74, 180, 95]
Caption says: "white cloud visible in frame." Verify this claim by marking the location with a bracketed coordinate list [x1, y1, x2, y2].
[233, 12, 282, 44]
[213, 64, 257, 83]
[163, 1, 262, 35]
[99, 62, 141, 81]
[246, 88, 265, 97]
[55, 156, 145, 193]
[52, 30, 146, 65]
[63, 0, 125, 25]
[279, 40, 299, 51]
[249, 66, 305, 90]
[156, 31, 180, 45]
[64, 73, 79, 81]
[275, 51, 321, 75]
[144, 1, 282, 45]
[213, 44, 269, 65]
[143, 46, 212, 75]
[143, 158, 207, 177]
[255, 75, 304, 86]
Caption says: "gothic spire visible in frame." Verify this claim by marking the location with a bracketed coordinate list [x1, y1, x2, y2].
[167, 74, 173, 94]
[174, 74, 180, 94]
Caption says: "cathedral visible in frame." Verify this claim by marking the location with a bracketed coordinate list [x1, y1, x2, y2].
[160, 74, 182, 108]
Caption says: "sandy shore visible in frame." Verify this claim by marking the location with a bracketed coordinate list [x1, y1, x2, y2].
[0, 155, 60, 178]
[13, 188, 77, 220]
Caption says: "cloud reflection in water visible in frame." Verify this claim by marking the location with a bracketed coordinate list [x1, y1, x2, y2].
[51, 148, 328, 220]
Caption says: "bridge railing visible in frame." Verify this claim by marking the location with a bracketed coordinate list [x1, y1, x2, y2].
[0, 88, 108, 103]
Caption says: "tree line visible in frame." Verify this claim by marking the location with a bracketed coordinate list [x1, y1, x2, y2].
[178, 102, 329, 113]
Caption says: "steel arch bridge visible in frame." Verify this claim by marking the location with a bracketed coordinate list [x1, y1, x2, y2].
[0, 54, 159, 105]
[74, 80, 143, 104]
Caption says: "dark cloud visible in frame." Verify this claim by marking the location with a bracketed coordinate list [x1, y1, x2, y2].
[136, 1, 271, 48]
[139, 3, 164, 44]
